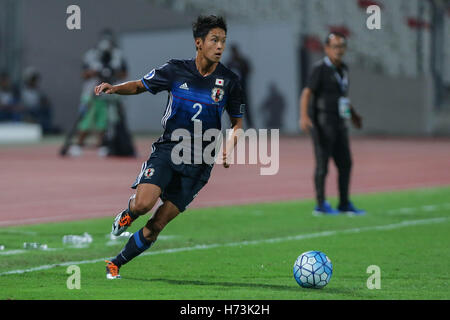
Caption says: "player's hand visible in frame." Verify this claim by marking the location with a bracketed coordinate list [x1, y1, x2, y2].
[222, 152, 230, 168]
[300, 116, 313, 133]
[95, 82, 115, 95]
[351, 111, 363, 129]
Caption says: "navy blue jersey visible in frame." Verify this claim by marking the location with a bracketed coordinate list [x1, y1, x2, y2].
[141, 59, 245, 162]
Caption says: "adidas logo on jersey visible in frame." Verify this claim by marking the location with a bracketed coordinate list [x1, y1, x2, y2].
[179, 83, 189, 90]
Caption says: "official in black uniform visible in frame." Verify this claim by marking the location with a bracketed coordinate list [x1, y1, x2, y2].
[299, 32, 365, 215]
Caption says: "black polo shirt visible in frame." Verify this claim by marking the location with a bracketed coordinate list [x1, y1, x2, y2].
[306, 56, 349, 122]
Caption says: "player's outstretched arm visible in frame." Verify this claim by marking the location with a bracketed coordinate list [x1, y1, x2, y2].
[95, 80, 146, 96]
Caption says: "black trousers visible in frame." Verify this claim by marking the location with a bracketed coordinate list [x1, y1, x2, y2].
[310, 114, 352, 207]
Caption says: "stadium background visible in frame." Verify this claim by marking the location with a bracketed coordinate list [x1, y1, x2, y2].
[0, 0, 449, 301]
[1, 0, 450, 136]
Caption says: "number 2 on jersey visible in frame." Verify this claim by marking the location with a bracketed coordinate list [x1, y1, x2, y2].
[191, 103, 202, 122]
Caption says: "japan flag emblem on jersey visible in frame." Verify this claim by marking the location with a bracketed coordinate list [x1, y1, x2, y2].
[215, 78, 224, 86]
[211, 87, 224, 103]
[144, 168, 155, 178]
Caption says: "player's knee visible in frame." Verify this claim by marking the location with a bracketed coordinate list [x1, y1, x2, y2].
[133, 198, 155, 215]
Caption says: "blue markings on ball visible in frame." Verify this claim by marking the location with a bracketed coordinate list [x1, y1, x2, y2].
[293, 250, 333, 289]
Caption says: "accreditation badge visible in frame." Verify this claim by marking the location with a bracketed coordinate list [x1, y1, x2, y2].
[338, 97, 351, 119]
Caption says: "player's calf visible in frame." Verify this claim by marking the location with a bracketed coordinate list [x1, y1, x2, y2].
[142, 200, 180, 242]
[143, 218, 165, 242]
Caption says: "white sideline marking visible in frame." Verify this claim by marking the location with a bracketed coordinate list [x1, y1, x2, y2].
[386, 203, 450, 215]
[0, 250, 26, 256]
[0, 248, 61, 256]
[0, 217, 448, 277]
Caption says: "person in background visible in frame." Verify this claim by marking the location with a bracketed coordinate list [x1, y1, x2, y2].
[299, 32, 365, 216]
[0, 71, 21, 122]
[69, 29, 128, 157]
[20, 67, 57, 134]
[227, 44, 253, 128]
[260, 82, 286, 130]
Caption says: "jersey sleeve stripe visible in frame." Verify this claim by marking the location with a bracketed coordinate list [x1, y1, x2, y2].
[141, 78, 155, 94]
[161, 93, 173, 128]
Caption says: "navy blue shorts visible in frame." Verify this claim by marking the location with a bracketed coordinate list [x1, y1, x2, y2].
[131, 144, 212, 212]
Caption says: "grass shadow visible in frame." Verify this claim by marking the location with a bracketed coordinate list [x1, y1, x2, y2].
[126, 277, 361, 297]
[127, 276, 301, 292]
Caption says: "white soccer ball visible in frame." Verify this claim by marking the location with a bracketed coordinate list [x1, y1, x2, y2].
[293, 250, 333, 289]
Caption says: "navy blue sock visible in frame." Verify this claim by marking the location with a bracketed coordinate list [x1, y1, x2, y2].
[111, 228, 154, 267]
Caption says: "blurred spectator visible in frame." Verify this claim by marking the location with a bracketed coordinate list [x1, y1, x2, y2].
[260, 82, 286, 129]
[69, 29, 128, 157]
[0, 71, 22, 122]
[226, 44, 253, 128]
[20, 67, 59, 134]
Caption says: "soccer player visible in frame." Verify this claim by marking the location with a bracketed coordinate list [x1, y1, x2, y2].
[95, 16, 245, 279]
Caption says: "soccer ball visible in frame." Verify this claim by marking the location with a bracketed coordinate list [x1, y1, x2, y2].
[293, 250, 333, 289]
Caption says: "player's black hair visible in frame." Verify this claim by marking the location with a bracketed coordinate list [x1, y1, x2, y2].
[325, 32, 347, 45]
[192, 15, 227, 40]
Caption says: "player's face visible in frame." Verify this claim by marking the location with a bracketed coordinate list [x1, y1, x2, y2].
[197, 28, 227, 63]
[325, 35, 346, 64]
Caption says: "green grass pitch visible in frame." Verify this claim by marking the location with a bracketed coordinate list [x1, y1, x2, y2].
[0, 187, 449, 300]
